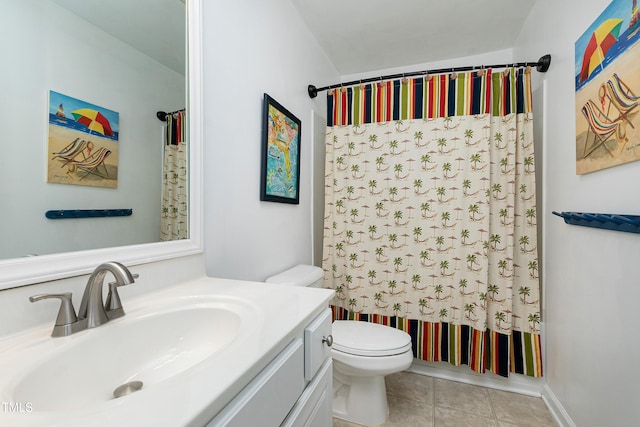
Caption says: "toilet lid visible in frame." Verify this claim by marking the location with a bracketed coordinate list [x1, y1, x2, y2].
[331, 321, 412, 357]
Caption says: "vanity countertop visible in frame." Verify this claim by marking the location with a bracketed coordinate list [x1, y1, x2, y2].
[0, 276, 334, 426]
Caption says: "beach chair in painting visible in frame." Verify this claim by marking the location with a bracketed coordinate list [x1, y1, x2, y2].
[51, 138, 88, 167]
[74, 147, 112, 180]
[603, 73, 640, 129]
[581, 99, 623, 159]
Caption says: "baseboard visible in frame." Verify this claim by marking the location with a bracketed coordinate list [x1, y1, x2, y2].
[541, 383, 577, 427]
[407, 359, 545, 397]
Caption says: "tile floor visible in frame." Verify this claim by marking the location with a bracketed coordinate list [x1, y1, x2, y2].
[333, 371, 557, 427]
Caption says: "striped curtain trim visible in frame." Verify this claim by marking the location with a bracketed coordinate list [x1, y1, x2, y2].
[166, 111, 186, 145]
[332, 305, 543, 378]
[327, 69, 533, 127]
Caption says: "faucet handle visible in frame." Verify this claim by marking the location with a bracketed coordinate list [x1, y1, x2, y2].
[29, 292, 83, 337]
[105, 273, 138, 319]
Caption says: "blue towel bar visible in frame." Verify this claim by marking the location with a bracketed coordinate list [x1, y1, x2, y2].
[552, 211, 640, 234]
[45, 209, 133, 219]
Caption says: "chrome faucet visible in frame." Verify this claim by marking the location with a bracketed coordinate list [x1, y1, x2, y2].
[30, 261, 137, 337]
[78, 261, 137, 328]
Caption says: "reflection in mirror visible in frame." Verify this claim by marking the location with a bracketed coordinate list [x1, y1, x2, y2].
[0, 0, 187, 261]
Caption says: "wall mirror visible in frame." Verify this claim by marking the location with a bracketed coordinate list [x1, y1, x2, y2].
[0, 0, 203, 290]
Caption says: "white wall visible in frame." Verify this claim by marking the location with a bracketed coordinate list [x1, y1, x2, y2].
[515, 1, 640, 426]
[0, 1, 184, 259]
[201, 1, 339, 281]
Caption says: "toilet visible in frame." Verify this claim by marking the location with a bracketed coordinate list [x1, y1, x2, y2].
[265, 265, 414, 426]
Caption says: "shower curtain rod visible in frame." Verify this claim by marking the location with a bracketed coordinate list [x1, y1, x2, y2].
[156, 108, 185, 121]
[307, 54, 551, 98]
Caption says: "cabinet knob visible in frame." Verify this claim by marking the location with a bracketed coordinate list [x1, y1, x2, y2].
[322, 335, 333, 347]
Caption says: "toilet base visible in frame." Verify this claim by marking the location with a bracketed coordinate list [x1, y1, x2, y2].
[332, 369, 389, 426]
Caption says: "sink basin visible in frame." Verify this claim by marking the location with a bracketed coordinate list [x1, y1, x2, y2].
[9, 296, 247, 412]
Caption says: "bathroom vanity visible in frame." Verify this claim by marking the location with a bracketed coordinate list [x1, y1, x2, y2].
[0, 275, 334, 426]
[208, 303, 333, 427]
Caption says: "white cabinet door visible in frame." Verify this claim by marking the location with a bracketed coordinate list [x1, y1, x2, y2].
[208, 339, 305, 427]
[282, 358, 332, 427]
[304, 308, 332, 382]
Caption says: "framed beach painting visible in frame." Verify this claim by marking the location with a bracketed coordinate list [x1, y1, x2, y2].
[575, 0, 640, 174]
[260, 93, 301, 204]
[47, 91, 119, 188]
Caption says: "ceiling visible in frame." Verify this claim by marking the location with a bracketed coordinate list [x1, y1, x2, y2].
[291, 0, 537, 76]
[52, 0, 185, 75]
[51, 1, 535, 79]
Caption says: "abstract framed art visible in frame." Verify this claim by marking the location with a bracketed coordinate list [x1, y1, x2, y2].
[260, 93, 301, 204]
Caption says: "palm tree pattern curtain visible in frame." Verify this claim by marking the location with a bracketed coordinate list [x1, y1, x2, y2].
[322, 69, 542, 377]
[161, 111, 188, 241]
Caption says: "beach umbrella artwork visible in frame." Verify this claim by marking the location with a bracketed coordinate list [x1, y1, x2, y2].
[71, 108, 114, 137]
[579, 18, 623, 82]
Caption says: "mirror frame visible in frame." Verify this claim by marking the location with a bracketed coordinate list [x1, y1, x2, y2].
[0, 0, 203, 290]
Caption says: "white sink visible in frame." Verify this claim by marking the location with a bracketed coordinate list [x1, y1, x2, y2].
[0, 277, 332, 426]
[12, 299, 243, 411]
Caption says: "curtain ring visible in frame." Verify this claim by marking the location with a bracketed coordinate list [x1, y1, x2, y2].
[402, 73, 408, 84]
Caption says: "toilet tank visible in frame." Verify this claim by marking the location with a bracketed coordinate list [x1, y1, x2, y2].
[265, 265, 324, 288]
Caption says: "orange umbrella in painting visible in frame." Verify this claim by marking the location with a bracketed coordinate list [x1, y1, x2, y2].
[71, 108, 114, 137]
[579, 18, 623, 82]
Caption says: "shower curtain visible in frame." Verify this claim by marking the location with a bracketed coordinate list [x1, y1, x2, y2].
[161, 110, 188, 241]
[322, 68, 542, 377]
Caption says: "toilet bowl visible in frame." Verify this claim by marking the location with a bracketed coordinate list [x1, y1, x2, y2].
[331, 320, 413, 425]
[265, 265, 414, 426]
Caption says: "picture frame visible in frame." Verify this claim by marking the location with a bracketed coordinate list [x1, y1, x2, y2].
[47, 91, 120, 188]
[260, 93, 301, 204]
[574, 0, 640, 174]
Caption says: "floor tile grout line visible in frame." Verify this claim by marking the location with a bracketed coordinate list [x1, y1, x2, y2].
[484, 386, 498, 422]
[431, 376, 436, 426]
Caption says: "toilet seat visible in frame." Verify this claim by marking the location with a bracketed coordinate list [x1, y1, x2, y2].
[332, 320, 412, 357]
